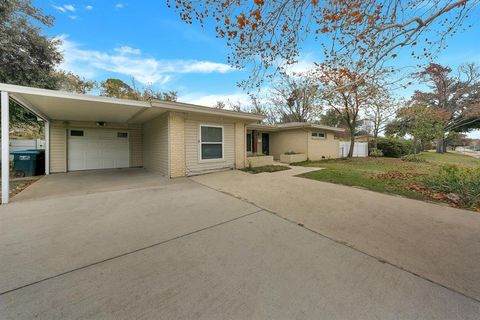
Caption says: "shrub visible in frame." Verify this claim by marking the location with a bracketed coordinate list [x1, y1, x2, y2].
[248, 152, 267, 157]
[369, 148, 383, 157]
[376, 138, 410, 158]
[403, 140, 424, 154]
[424, 165, 480, 208]
[284, 151, 299, 155]
[241, 165, 290, 174]
[402, 154, 427, 163]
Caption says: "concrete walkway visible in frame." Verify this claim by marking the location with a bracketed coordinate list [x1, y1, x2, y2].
[192, 166, 480, 302]
[0, 169, 479, 319]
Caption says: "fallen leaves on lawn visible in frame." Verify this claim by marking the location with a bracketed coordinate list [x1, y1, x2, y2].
[369, 171, 420, 180]
[404, 184, 469, 208]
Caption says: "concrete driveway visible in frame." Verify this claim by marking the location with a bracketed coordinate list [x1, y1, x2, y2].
[0, 169, 479, 319]
[192, 166, 480, 303]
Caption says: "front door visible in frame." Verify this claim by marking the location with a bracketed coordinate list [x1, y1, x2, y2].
[261, 133, 270, 155]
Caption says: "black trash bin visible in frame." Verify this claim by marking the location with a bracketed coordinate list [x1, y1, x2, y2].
[10, 149, 45, 177]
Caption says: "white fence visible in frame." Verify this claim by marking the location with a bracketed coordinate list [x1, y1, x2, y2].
[339, 141, 368, 157]
[8, 139, 45, 152]
[0, 139, 45, 161]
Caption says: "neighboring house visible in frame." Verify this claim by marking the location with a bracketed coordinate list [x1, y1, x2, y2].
[0, 83, 264, 203]
[246, 122, 344, 161]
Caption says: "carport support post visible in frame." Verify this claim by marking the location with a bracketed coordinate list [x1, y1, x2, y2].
[45, 121, 50, 175]
[1, 91, 9, 204]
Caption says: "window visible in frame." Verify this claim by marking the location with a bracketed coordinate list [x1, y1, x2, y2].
[311, 132, 326, 139]
[117, 132, 128, 138]
[70, 130, 84, 137]
[246, 132, 252, 152]
[200, 125, 223, 160]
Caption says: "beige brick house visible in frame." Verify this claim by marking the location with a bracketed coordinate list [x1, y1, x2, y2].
[246, 122, 344, 161]
[0, 83, 263, 202]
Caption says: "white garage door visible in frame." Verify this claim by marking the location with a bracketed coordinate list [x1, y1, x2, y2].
[68, 129, 130, 171]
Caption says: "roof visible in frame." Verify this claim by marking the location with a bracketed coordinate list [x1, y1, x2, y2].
[150, 99, 264, 121]
[0, 83, 264, 123]
[247, 122, 345, 133]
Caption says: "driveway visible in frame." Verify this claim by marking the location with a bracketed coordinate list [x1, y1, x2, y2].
[0, 169, 479, 319]
[192, 166, 480, 303]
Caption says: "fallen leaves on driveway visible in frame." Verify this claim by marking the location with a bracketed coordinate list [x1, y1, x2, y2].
[0, 178, 39, 203]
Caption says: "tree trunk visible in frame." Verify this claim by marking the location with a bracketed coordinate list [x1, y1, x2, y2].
[436, 136, 446, 153]
[348, 134, 355, 158]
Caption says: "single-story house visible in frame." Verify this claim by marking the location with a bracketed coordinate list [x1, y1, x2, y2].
[0, 83, 263, 203]
[246, 122, 345, 160]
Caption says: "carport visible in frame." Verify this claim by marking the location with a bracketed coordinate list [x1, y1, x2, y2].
[1, 83, 262, 204]
[0, 83, 166, 204]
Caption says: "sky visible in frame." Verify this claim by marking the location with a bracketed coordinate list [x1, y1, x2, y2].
[38, 0, 480, 138]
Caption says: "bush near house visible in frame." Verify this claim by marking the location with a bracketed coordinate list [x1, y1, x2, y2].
[374, 138, 420, 158]
[241, 165, 290, 174]
[369, 148, 384, 157]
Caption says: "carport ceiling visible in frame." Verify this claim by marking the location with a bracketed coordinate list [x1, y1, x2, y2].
[14, 92, 151, 123]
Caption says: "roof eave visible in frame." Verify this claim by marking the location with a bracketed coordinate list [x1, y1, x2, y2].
[309, 124, 346, 132]
[247, 123, 345, 132]
[0, 83, 150, 108]
[246, 124, 278, 132]
[277, 124, 345, 132]
[151, 99, 265, 121]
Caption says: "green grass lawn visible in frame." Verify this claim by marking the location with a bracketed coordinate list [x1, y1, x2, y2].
[295, 152, 480, 205]
[416, 151, 480, 167]
[241, 165, 291, 174]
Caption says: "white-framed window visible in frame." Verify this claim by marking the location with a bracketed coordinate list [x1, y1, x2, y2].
[311, 132, 326, 139]
[199, 125, 224, 160]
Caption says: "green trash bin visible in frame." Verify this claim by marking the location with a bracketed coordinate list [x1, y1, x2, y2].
[10, 150, 45, 177]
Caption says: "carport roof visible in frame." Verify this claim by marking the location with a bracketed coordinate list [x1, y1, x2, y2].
[0, 83, 264, 123]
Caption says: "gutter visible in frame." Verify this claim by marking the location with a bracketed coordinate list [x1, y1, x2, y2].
[151, 99, 265, 122]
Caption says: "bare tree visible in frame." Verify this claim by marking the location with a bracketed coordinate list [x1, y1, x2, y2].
[316, 65, 377, 157]
[269, 74, 322, 123]
[365, 89, 401, 148]
[213, 101, 226, 109]
[249, 95, 277, 124]
[227, 101, 244, 112]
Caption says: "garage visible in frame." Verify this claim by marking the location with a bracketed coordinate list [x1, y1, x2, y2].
[67, 128, 130, 171]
